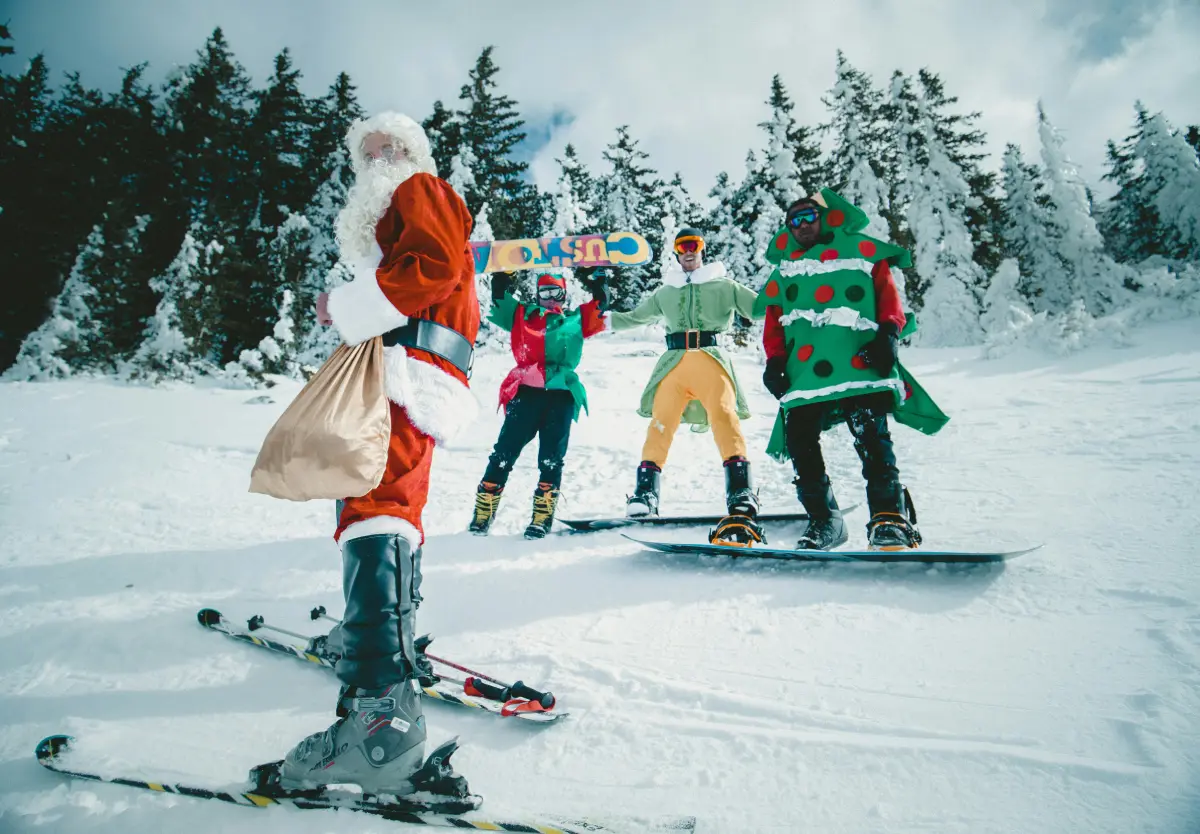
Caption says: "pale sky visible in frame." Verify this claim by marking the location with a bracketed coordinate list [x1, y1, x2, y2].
[4, 0, 1198, 203]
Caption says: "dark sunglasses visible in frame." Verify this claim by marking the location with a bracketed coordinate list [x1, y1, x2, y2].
[787, 208, 820, 228]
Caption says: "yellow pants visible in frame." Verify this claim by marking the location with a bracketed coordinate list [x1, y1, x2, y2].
[641, 350, 747, 466]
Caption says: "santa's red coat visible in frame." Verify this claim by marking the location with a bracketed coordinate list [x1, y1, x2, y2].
[325, 173, 480, 547]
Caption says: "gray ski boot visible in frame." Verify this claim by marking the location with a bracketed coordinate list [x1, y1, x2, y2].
[795, 476, 849, 551]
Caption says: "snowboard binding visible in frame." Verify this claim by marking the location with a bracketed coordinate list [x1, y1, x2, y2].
[866, 486, 922, 551]
[708, 514, 767, 548]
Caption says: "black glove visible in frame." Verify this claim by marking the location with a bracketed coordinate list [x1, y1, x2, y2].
[491, 271, 514, 302]
[763, 355, 790, 400]
[861, 321, 900, 376]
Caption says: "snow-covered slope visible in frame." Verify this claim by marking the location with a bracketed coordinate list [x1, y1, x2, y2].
[2, 324, 1198, 833]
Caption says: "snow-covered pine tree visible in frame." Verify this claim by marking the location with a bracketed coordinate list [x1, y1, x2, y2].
[125, 227, 214, 381]
[595, 125, 660, 307]
[1135, 111, 1200, 261]
[891, 72, 983, 346]
[1038, 102, 1135, 315]
[999, 143, 1067, 312]
[454, 47, 540, 239]
[821, 53, 892, 241]
[422, 100, 460, 180]
[980, 258, 1034, 339]
[550, 146, 593, 236]
[471, 203, 509, 353]
[4, 223, 105, 379]
[1099, 104, 1163, 263]
[706, 171, 756, 283]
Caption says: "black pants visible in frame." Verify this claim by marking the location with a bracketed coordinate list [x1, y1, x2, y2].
[784, 393, 899, 500]
[482, 386, 575, 488]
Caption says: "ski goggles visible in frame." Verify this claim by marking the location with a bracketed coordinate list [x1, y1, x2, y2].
[536, 284, 566, 303]
[674, 236, 705, 254]
[786, 207, 820, 228]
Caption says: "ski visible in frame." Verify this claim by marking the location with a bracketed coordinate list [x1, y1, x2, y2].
[623, 535, 1042, 564]
[559, 506, 859, 532]
[36, 735, 696, 832]
[197, 608, 566, 723]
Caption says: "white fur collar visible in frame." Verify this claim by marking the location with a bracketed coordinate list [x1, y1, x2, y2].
[661, 261, 727, 288]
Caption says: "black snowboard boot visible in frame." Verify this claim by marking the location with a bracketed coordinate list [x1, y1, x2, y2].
[794, 476, 849, 551]
[723, 456, 759, 517]
[271, 534, 470, 798]
[625, 461, 661, 517]
[524, 482, 560, 539]
[468, 481, 503, 535]
[866, 482, 921, 551]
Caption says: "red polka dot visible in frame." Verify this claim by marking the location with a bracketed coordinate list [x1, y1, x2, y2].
[814, 285, 834, 303]
[796, 345, 814, 362]
[765, 280, 779, 298]
[858, 240, 877, 257]
[826, 209, 845, 227]
[774, 232, 790, 251]
[851, 354, 869, 370]
[819, 249, 839, 262]
[789, 249, 804, 260]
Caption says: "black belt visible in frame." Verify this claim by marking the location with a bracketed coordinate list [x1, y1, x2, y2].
[382, 318, 474, 378]
[665, 330, 718, 350]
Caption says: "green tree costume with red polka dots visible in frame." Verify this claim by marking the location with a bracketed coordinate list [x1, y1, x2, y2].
[754, 189, 949, 461]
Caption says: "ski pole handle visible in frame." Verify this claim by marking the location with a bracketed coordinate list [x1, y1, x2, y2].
[464, 676, 509, 701]
[508, 680, 555, 709]
[310, 605, 341, 625]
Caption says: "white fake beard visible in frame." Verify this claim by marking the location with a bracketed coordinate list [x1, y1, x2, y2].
[335, 158, 420, 263]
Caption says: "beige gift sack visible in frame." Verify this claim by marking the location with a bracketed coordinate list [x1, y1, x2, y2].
[249, 337, 391, 501]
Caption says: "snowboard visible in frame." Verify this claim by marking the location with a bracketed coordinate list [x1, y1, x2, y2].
[559, 506, 860, 532]
[471, 232, 652, 275]
[623, 534, 1041, 564]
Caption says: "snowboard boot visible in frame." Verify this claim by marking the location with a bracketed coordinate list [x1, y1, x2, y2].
[468, 482, 503, 535]
[523, 482, 560, 539]
[866, 482, 921, 551]
[794, 476, 849, 551]
[723, 456, 760, 518]
[625, 461, 661, 517]
[269, 533, 471, 798]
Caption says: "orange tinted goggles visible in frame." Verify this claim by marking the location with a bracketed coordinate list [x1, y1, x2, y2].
[674, 236, 705, 254]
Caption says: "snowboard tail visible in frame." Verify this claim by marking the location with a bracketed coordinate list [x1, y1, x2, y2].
[471, 232, 652, 275]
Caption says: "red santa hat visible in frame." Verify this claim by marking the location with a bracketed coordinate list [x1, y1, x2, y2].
[344, 111, 437, 177]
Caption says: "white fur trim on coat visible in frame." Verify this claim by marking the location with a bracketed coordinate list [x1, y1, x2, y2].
[383, 346, 479, 446]
[778, 258, 874, 277]
[339, 515, 422, 550]
[345, 112, 437, 177]
[327, 251, 409, 347]
[779, 306, 879, 331]
[662, 261, 727, 288]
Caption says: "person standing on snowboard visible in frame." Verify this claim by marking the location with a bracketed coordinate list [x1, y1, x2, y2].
[468, 267, 610, 538]
[757, 189, 948, 551]
[610, 227, 765, 544]
[265, 112, 480, 799]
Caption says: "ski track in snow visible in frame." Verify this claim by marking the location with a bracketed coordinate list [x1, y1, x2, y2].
[1, 324, 1199, 833]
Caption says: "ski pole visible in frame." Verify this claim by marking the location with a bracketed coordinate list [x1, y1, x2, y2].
[245, 614, 311, 644]
[309, 605, 555, 709]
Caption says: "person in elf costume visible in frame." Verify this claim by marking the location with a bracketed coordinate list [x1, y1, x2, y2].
[468, 267, 610, 539]
[610, 227, 764, 543]
[756, 189, 949, 551]
[271, 112, 479, 798]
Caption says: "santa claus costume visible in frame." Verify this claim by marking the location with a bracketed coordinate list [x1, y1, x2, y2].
[263, 112, 480, 802]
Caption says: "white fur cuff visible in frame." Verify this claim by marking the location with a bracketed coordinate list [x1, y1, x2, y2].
[327, 266, 409, 346]
[382, 346, 481, 446]
[340, 515, 422, 550]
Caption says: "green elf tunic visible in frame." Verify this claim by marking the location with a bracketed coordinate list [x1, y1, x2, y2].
[754, 188, 950, 460]
[611, 262, 761, 431]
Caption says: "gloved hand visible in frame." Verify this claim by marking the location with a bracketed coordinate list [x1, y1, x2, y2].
[491, 271, 514, 302]
[861, 321, 899, 376]
[762, 355, 790, 400]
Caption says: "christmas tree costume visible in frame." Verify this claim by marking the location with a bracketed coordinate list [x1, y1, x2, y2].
[469, 269, 608, 539]
[757, 189, 949, 550]
[610, 228, 763, 533]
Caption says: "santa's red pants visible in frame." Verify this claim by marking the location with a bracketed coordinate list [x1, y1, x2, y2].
[336, 402, 433, 545]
